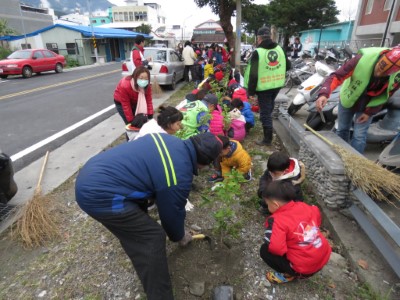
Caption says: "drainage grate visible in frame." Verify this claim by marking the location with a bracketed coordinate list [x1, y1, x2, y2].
[0, 203, 18, 222]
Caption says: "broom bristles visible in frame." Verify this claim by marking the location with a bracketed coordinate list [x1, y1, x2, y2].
[13, 192, 59, 248]
[152, 77, 163, 96]
[333, 145, 400, 207]
[303, 124, 400, 207]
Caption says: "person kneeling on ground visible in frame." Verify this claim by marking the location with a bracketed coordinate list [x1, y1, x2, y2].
[75, 133, 223, 300]
[133, 105, 183, 140]
[227, 108, 246, 142]
[260, 181, 332, 284]
[258, 151, 305, 214]
[231, 98, 255, 133]
[209, 135, 252, 182]
[177, 94, 217, 139]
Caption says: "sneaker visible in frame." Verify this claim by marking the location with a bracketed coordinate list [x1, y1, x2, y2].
[208, 173, 223, 183]
[266, 271, 296, 284]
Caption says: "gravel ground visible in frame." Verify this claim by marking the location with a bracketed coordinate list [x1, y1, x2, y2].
[0, 84, 388, 300]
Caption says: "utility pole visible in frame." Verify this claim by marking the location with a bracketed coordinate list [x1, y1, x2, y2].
[18, 3, 28, 48]
[235, 0, 242, 71]
[87, 0, 99, 64]
[317, 8, 328, 53]
[381, 0, 397, 46]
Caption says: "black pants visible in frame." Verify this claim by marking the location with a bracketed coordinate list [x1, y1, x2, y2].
[114, 100, 135, 125]
[260, 243, 297, 276]
[184, 65, 193, 82]
[91, 209, 174, 300]
[257, 89, 280, 129]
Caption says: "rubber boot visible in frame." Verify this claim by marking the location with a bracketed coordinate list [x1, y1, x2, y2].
[256, 127, 273, 146]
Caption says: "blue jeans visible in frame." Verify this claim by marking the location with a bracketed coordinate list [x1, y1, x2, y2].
[336, 102, 373, 154]
[257, 89, 280, 129]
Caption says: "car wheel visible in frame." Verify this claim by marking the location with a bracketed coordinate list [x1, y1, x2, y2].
[55, 63, 63, 73]
[22, 66, 33, 78]
[0, 75, 8, 79]
[169, 73, 177, 90]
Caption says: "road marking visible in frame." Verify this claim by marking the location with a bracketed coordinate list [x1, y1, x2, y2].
[0, 80, 9, 84]
[0, 69, 120, 101]
[10, 104, 116, 162]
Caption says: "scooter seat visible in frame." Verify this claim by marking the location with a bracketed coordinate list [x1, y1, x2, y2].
[387, 95, 400, 109]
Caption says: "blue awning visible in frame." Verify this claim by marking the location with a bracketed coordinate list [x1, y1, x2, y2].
[0, 24, 152, 41]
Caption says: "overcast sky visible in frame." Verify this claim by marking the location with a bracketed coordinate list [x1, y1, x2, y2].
[108, 0, 359, 31]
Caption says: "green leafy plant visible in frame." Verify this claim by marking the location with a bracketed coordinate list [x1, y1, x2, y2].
[64, 55, 80, 68]
[202, 169, 248, 239]
[0, 47, 12, 60]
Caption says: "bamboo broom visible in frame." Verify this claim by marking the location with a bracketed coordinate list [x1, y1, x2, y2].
[14, 151, 59, 247]
[304, 124, 400, 207]
[151, 76, 163, 97]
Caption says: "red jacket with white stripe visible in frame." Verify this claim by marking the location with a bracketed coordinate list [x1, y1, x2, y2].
[114, 76, 153, 123]
[263, 201, 331, 275]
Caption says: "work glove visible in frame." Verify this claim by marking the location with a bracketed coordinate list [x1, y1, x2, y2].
[179, 231, 193, 247]
[147, 114, 153, 120]
[185, 199, 194, 212]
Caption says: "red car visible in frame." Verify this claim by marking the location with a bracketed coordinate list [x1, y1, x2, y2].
[0, 49, 66, 79]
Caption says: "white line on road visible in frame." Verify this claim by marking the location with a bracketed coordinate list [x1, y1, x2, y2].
[11, 104, 116, 162]
[0, 80, 9, 84]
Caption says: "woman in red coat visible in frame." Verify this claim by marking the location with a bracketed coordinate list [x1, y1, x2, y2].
[114, 66, 154, 125]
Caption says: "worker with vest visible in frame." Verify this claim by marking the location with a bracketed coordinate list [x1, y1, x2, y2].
[177, 94, 217, 139]
[244, 27, 291, 146]
[75, 133, 223, 300]
[131, 35, 152, 70]
[316, 47, 400, 154]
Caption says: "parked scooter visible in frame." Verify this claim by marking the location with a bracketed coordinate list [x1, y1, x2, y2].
[306, 90, 400, 147]
[287, 61, 335, 116]
[367, 92, 400, 143]
[378, 133, 400, 173]
[0, 152, 18, 204]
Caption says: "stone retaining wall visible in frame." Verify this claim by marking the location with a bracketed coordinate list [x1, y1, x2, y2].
[298, 132, 356, 209]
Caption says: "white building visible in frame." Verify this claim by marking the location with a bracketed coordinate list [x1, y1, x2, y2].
[99, 0, 166, 32]
[56, 12, 90, 26]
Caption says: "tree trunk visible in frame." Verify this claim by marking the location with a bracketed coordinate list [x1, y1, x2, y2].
[218, 3, 235, 64]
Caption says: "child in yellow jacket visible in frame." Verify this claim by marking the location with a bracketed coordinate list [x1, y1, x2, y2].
[204, 58, 215, 80]
[209, 135, 252, 182]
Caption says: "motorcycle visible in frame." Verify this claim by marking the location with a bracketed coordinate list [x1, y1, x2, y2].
[287, 61, 335, 116]
[306, 90, 400, 146]
[378, 133, 400, 173]
[285, 60, 314, 94]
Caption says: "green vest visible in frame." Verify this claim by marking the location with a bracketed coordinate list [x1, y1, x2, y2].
[178, 101, 210, 140]
[244, 46, 286, 91]
[340, 47, 400, 108]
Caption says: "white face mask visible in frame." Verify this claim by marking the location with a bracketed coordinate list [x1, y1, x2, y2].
[137, 79, 149, 88]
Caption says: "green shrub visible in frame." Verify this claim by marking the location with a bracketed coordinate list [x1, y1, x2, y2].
[0, 47, 12, 60]
[64, 55, 80, 68]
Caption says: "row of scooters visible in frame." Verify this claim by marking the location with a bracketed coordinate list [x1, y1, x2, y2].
[285, 47, 400, 172]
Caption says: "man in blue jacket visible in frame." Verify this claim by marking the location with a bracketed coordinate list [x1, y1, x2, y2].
[75, 133, 222, 300]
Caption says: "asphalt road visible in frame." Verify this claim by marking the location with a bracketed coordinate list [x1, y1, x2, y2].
[0, 63, 122, 156]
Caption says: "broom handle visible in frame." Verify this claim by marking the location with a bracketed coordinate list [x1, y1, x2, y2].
[303, 124, 335, 147]
[36, 151, 50, 190]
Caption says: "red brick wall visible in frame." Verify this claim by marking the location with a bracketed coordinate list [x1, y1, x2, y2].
[359, 0, 390, 25]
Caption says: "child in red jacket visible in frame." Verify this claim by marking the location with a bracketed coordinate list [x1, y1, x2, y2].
[260, 181, 331, 284]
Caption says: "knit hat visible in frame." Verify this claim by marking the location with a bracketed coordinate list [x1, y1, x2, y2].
[258, 26, 271, 39]
[203, 94, 218, 106]
[215, 71, 224, 82]
[376, 47, 400, 76]
[190, 133, 223, 165]
[186, 93, 197, 102]
[229, 108, 242, 120]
